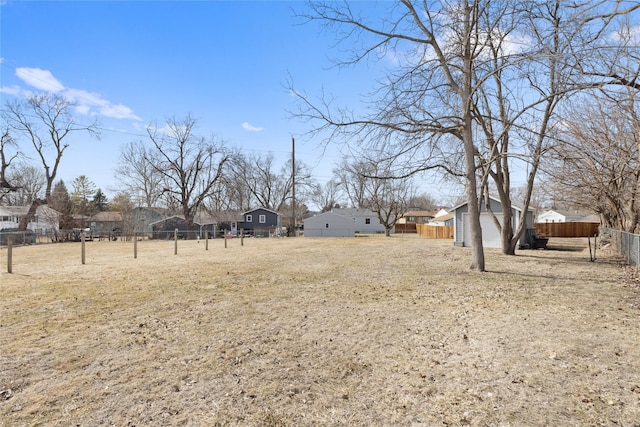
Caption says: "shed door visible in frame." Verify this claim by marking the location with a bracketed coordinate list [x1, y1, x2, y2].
[463, 213, 503, 249]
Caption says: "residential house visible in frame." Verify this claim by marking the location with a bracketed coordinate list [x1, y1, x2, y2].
[0, 205, 60, 235]
[239, 208, 282, 237]
[536, 209, 599, 224]
[452, 196, 535, 249]
[90, 211, 124, 234]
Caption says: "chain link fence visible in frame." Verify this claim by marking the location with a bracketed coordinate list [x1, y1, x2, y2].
[601, 227, 640, 266]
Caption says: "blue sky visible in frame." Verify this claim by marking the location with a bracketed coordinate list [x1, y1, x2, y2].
[0, 1, 456, 204]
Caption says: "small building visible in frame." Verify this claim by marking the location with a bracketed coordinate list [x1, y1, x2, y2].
[452, 196, 535, 249]
[239, 208, 282, 237]
[304, 211, 356, 237]
[332, 208, 386, 234]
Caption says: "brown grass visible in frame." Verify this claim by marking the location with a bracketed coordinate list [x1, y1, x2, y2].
[1, 235, 639, 426]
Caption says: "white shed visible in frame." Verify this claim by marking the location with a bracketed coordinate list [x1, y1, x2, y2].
[452, 196, 535, 249]
[304, 212, 355, 237]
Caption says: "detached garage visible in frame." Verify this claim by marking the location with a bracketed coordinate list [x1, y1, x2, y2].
[452, 196, 535, 249]
[304, 212, 355, 237]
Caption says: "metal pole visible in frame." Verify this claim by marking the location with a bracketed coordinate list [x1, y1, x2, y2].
[205, 230, 209, 251]
[134, 230, 138, 259]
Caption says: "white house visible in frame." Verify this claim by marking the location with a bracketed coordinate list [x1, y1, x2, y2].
[536, 209, 599, 224]
[452, 196, 535, 249]
[0, 205, 60, 234]
[304, 211, 356, 237]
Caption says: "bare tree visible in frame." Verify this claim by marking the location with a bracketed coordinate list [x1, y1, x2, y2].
[146, 115, 230, 236]
[0, 127, 21, 197]
[2, 94, 99, 229]
[309, 179, 343, 212]
[338, 157, 414, 236]
[115, 140, 164, 207]
[230, 152, 313, 212]
[544, 88, 640, 232]
[4, 164, 46, 206]
[292, 1, 640, 269]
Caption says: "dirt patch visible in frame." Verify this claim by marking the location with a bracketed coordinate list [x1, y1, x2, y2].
[1, 236, 639, 426]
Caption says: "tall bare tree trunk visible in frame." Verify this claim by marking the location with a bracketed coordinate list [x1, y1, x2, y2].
[462, 1, 485, 271]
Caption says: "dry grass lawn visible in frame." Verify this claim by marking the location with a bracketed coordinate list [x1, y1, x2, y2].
[1, 235, 639, 426]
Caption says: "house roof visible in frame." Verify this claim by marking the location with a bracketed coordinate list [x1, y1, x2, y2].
[243, 207, 281, 216]
[451, 195, 534, 213]
[91, 211, 123, 222]
[332, 207, 377, 217]
[0, 205, 61, 216]
[431, 212, 454, 222]
[402, 210, 438, 218]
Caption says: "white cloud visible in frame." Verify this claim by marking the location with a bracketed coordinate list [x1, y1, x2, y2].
[16, 67, 65, 92]
[0, 85, 24, 96]
[242, 121, 264, 132]
[609, 25, 640, 44]
[8, 66, 142, 121]
[101, 103, 141, 121]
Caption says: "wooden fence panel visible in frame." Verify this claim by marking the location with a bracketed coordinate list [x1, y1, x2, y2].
[416, 224, 454, 239]
[395, 223, 417, 233]
[534, 222, 600, 238]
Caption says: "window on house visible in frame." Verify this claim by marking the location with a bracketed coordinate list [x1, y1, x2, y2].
[246, 214, 252, 222]
[259, 215, 266, 223]
[408, 216, 416, 222]
[365, 218, 371, 225]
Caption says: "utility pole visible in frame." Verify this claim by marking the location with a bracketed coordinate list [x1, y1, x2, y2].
[291, 136, 296, 236]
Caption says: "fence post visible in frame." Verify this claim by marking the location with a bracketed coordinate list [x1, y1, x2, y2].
[174, 228, 178, 255]
[205, 230, 209, 251]
[81, 232, 86, 265]
[134, 230, 138, 259]
[7, 236, 12, 274]
[241, 229, 244, 246]
[224, 229, 227, 248]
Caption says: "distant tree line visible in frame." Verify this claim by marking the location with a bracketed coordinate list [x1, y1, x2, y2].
[0, 96, 437, 236]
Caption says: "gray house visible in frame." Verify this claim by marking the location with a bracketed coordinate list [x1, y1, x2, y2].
[304, 211, 356, 237]
[332, 208, 386, 234]
[452, 195, 535, 249]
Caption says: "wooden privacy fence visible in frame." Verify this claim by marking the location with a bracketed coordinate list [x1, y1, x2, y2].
[395, 223, 417, 233]
[534, 222, 600, 238]
[416, 224, 454, 239]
